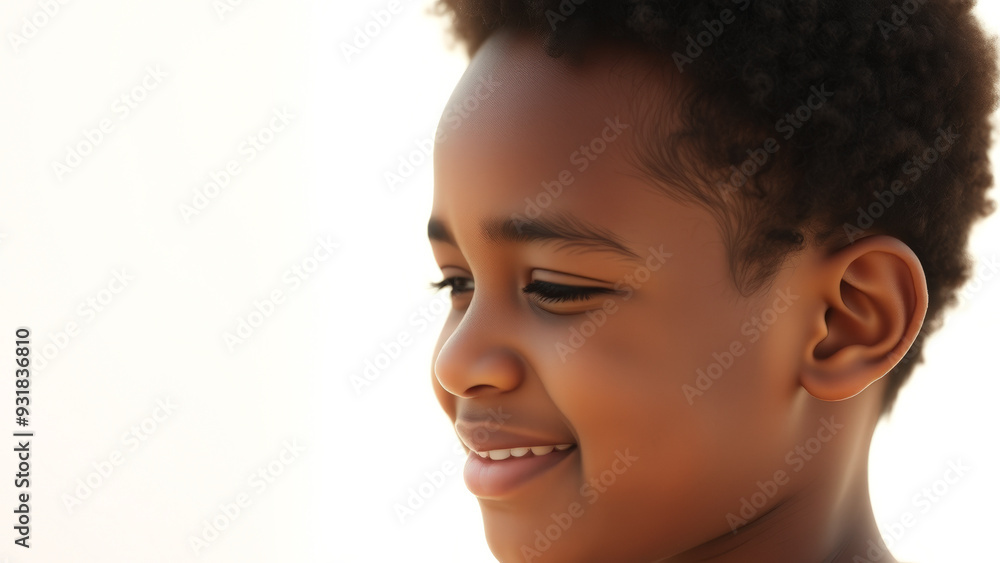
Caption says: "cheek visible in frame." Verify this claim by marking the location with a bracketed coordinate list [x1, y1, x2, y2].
[545, 292, 755, 432]
[534, 294, 790, 524]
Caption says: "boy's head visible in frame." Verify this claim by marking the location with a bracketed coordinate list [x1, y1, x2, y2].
[427, 1, 996, 561]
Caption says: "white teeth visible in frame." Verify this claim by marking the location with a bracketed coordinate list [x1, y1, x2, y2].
[475, 444, 576, 460]
[488, 449, 511, 460]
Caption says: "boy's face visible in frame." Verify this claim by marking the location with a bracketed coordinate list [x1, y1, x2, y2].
[428, 28, 869, 561]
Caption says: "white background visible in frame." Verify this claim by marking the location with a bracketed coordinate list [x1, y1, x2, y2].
[0, 1, 996, 562]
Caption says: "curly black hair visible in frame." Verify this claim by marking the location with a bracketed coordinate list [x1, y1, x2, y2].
[431, 0, 999, 415]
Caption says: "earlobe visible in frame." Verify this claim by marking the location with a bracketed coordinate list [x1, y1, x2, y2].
[799, 236, 929, 401]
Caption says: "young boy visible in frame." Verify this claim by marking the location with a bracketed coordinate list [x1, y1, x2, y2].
[425, 1, 998, 561]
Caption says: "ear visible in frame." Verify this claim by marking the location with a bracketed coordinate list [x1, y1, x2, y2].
[800, 235, 928, 401]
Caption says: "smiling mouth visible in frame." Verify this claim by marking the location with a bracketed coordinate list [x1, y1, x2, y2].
[464, 443, 578, 498]
[473, 444, 575, 460]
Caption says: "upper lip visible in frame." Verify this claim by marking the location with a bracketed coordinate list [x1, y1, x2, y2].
[455, 419, 577, 453]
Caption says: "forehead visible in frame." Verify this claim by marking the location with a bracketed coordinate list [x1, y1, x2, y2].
[432, 28, 683, 246]
[435, 27, 673, 153]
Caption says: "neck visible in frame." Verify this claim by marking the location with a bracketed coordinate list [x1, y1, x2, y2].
[665, 477, 895, 563]
[665, 414, 896, 563]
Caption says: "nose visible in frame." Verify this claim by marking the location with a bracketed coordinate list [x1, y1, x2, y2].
[433, 303, 526, 398]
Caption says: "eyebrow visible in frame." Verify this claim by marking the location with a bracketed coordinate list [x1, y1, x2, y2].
[427, 212, 642, 263]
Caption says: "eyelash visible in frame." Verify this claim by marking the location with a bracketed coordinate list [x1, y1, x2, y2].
[429, 277, 616, 303]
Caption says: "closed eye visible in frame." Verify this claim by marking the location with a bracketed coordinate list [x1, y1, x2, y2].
[522, 280, 618, 303]
[430, 277, 618, 303]
[429, 276, 474, 296]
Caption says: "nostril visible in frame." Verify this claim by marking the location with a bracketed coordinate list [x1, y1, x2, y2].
[466, 384, 497, 396]
[435, 345, 526, 397]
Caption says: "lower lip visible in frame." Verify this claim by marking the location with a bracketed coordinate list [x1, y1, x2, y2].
[464, 447, 577, 498]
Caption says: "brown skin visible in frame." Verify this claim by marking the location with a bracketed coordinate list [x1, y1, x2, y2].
[428, 28, 926, 563]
